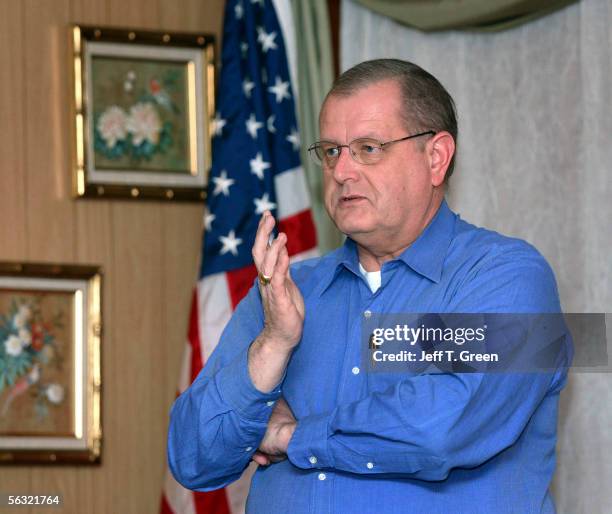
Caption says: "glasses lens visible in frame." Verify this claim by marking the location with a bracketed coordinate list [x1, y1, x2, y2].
[309, 143, 340, 167]
[350, 139, 384, 164]
[308, 145, 323, 166]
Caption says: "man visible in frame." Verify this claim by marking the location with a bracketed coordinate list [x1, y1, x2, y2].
[168, 59, 570, 513]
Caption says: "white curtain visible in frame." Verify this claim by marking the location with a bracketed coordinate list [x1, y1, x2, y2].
[341, 0, 612, 512]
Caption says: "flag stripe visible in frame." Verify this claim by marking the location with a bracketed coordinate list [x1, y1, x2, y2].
[162, 464, 197, 514]
[194, 490, 231, 514]
[160, 494, 174, 514]
[197, 274, 233, 363]
[188, 289, 203, 384]
[271, 0, 298, 99]
[277, 210, 318, 257]
[226, 264, 258, 310]
[177, 342, 192, 394]
[275, 166, 311, 219]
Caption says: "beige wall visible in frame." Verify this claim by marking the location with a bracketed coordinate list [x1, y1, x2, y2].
[0, 0, 224, 512]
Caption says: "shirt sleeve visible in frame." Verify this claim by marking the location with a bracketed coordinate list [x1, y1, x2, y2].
[167, 283, 282, 491]
[287, 247, 572, 480]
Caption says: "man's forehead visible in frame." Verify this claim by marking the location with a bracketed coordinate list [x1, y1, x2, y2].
[319, 81, 404, 136]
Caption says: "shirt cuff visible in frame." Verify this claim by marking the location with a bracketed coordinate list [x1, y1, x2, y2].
[287, 412, 332, 469]
[214, 345, 282, 423]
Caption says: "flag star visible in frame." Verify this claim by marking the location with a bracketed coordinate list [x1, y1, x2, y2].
[267, 115, 276, 133]
[250, 152, 271, 180]
[203, 208, 216, 231]
[235, 2, 244, 19]
[245, 114, 263, 139]
[242, 78, 255, 98]
[212, 170, 235, 196]
[254, 193, 277, 215]
[240, 42, 249, 58]
[257, 27, 278, 53]
[268, 76, 291, 103]
[286, 128, 300, 151]
[219, 230, 242, 256]
[212, 113, 226, 137]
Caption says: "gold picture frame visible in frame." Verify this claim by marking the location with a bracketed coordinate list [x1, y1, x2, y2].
[70, 25, 215, 201]
[0, 263, 102, 464]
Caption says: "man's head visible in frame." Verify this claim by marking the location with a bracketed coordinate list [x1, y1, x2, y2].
[314, 59, 457, 257]
[326, 59, 458, 179]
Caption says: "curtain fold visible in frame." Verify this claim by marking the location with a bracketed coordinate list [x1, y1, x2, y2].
[291, 0, 343, 253]
[353, 0, 579, 31]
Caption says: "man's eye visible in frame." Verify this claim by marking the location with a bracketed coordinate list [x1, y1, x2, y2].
[360, 143, 381, 154]
[324, 147, 340, 157]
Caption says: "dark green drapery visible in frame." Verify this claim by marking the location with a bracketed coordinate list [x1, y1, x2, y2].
[290, 0, 580, 252]
[353, 0, 579, 32]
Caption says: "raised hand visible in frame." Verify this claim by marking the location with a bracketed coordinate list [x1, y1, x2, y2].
[248, 211, 305, 393]
[252, 211, 305, 350]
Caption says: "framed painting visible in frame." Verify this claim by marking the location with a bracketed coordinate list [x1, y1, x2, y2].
[0, 263, 102, 464]
[70, 25, 215, 201]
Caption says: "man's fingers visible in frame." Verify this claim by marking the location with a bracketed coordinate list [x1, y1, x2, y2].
[278, 244, 291, 279]
[260, 232, 287, 280]
[252, 451, 270, 466]
[252, 450, 287, 466]
[270, 244, 290, 289]
[252, 212, 275, 266]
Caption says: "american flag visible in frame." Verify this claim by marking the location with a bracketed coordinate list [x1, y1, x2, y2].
[160, 0, 318, 513]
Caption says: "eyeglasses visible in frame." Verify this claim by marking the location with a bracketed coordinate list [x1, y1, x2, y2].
[307, 131, 436, 167]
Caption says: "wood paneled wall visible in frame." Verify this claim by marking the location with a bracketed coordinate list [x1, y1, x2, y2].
[0, 1, 225, 512]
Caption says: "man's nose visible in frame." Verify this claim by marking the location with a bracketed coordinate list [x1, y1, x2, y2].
[332, 147, 360, 183]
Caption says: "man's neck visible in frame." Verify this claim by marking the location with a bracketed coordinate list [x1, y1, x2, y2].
[356, 196, 444, 272]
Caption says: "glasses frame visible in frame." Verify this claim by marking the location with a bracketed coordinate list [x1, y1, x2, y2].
[308, 130, 436, 167]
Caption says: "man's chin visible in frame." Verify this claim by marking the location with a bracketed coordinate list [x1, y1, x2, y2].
[336, 222, 376, 240]
[329, 209, 377, 238]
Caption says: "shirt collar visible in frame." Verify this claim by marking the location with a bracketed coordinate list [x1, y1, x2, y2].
[318, 200, 456, 295]
[316, 238, 360, 296]
[397, 199, 456, 283]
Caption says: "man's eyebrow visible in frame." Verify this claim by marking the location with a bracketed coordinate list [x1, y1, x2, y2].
[353, 133, 384, 140]
[318, 133, 385, 144]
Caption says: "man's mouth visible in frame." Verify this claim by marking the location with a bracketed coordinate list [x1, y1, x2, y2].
[340, 195, 366, 203]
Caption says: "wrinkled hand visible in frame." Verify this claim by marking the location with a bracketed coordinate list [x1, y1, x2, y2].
[252, 211, 305, 351]
[252, 397, 296, 466]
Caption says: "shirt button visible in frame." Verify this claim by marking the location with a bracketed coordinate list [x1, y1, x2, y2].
[245, 446, 253, 452]
[309, 455, 318, 464]
[366, 462, 374, 469]
[364, 310, 372, 319]
[351, 366, 360, 375]
[266, 400, 275, 407]
[318, 473, 326, 481]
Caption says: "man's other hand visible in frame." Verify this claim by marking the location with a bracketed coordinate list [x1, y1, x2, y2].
[253, 397, 296, 466]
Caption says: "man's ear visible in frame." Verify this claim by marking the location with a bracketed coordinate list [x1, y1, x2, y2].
[427, 132, 455, 186]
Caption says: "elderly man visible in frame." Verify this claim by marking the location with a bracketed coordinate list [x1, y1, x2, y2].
[168, 59, 570, 513]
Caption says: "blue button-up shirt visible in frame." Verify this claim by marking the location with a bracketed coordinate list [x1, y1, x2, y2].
[168, 201, 570, 514]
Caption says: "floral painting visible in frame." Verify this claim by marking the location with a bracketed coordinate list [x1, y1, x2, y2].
[0, 291, 73, 436]
[91, 56, 190, 173]
[72, 26, 214, 201]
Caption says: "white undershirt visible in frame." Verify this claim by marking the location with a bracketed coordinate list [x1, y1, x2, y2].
[358, 263, 381, 293]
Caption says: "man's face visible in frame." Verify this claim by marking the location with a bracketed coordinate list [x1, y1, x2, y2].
[320, 79, 441, 252]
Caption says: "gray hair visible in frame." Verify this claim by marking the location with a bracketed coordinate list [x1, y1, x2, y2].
[325, 59, 458, 180]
